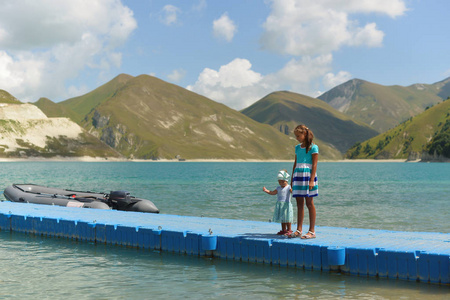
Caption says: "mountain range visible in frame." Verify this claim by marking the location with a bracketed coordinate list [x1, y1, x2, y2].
[241, 91, 378, 154]
[318, 78, 449, 132]
[1, 73, 449, 160]
[37, 74, 299, 160]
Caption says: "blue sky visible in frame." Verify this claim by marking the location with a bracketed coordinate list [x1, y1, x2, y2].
[0, 0, 449, 110]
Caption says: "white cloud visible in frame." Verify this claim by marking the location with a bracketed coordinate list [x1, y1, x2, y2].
[160, 5, 181, 26]
[167, 69, 186, 83]
[0, 51, 45, 98]
[187, 58, 265, 109]
[192, 0, 207, 12]
[0, 0, 136, 51]
[260, 0, 406, 56]
[349, 23, 384, 47]
[188, 56, 336, 109]
[272, 55, 333, 86]
[188, 1, 408, 110]
[213, 13, 237, 42]
[337, 0, 407, 18]
[186, 0, 403, 109]
[323, 71, 352, 89]
[0, 51, 22, 89]
[0, 0, 137, 101]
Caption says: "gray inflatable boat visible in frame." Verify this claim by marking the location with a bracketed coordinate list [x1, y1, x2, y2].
[3, 184, 159, 213]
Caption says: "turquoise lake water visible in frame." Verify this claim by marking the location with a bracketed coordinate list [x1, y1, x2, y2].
[0, 161, 449, 299]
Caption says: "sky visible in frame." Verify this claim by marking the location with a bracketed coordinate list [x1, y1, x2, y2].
[0, 0, 449, 110]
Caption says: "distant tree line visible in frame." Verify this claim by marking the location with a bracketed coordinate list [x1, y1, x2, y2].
[345, 96, 450, 160]
[346, 134, 393, 159]
[426, 118, 450, 158]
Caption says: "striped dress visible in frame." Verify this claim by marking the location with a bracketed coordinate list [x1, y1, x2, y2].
[292, 144, 319, 198]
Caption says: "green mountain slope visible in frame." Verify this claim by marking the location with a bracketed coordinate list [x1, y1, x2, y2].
[60, 73, 134, 123]
[0, 90, 22, 104]
[59, 74, 303, 160]
[430, 77, 450, 100]
[241, 91, 378, 156]
[318, 78, 447, 132]
[34, 97, 80, 122]
[346, 98, 450, 160]
[425, 116, 450, 160]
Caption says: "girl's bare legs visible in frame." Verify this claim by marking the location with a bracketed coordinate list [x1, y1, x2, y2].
[296, 197, 305, 234]
[283, 222, 292, 232]
[305, 197, 316, 233]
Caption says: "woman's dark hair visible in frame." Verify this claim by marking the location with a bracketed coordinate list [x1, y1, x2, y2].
[294, 124, 314, 153]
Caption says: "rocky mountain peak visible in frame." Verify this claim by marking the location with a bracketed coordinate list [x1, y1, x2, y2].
[317, 79, 364, 113]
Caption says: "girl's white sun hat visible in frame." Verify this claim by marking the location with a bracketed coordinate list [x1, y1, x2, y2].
[277, 170, 290, 181]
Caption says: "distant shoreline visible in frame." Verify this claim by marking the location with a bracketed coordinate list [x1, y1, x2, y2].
[0, 156, 421, 163]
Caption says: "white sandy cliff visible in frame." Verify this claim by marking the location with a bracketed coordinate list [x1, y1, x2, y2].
[0, 103, 82, 153]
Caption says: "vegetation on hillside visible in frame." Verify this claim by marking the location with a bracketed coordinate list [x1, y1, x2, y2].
[61, 73, 134, 123]
[34, 97, 81, 122]
[0, 133, 121, 158]
[426, 101, 450, 158]
[0, 90, 22, 104]
[346, 97, 450, 160]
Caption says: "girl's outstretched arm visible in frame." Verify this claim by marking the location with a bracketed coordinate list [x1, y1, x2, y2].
[309, 153, 318, 190]
[263, 187, 277, 195]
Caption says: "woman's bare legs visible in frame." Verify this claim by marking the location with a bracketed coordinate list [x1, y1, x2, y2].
[291, 196, 316, 238]
[295, 197, 305, 236]
[305, 197, 316, 233]
[294, 197, 316, 237]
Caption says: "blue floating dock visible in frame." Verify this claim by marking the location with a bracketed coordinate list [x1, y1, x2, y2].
[0, 202, 449, 285]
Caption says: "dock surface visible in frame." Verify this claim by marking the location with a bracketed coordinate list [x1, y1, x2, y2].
[0, 202, 448, 285]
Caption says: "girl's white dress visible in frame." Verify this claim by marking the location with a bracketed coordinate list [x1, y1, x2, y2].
[272, 185, 293, 223]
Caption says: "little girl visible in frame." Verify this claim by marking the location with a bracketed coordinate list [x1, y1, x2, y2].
[289, 124, 319, 239]
[263, 170, 294, 236]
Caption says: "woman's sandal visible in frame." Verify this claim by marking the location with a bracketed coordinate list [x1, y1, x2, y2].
[301, 231, 316, 239]
[284, 230, 293, 236]
[288, 230, 302, 238]
[276, 230, 287, 235]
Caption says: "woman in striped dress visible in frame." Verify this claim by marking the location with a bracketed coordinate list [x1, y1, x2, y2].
[288, 125, 319, 239]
